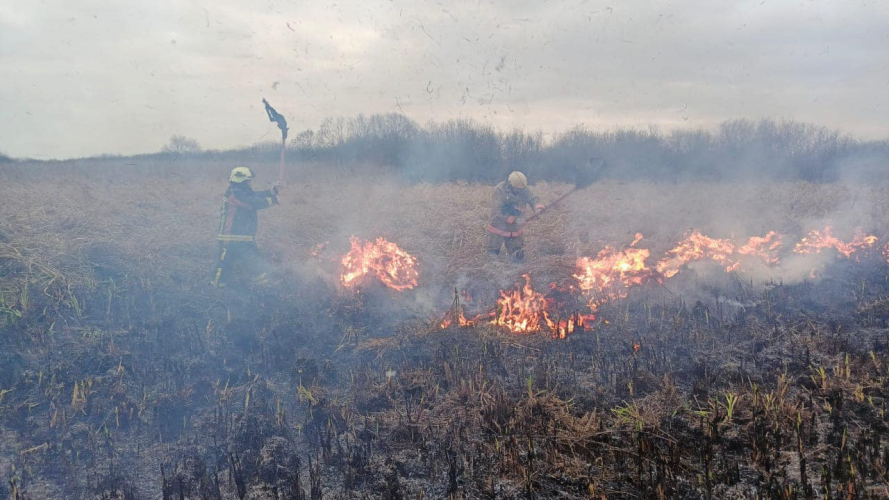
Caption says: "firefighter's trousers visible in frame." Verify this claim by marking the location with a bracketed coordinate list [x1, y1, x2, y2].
[211, 241, 269, 287]
[486, 232, 525, 261]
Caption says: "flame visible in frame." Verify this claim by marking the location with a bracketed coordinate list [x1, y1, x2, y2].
[440, 309, 476, 329]
[492, 275, 551, 334]
[340, 236, 419, 291]
[574, 238, 651, 310]
[310, 241, 330, 257]
[794, 226, 878, 258]
[439, 288, 479, 328]
[655, 231, 738, 278]
[550, 313, 596, 339]
[737, 231, 784, 265]
[490, 275, 593, 337]
[434, 227, 884, 337]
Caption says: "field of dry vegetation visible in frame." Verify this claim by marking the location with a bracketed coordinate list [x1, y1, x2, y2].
[1, 158, 889, 499]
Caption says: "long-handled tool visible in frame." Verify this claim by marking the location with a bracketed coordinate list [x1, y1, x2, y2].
[523, 157, 605, 223]
[524, 188, 577, 223]
[262, 98, 289, 184]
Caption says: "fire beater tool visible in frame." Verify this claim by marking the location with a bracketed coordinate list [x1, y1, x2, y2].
[262, 98, 289, 184]
[523, 157, 605, 224]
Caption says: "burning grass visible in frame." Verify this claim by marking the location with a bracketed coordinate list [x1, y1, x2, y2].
[574, 233, 650, 310]
[340, 235, 419, 291]
[1, 161, 889, 498]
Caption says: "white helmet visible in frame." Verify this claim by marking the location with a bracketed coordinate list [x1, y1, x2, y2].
[508, 171, 528, 189]
[230, 167, 255, 183]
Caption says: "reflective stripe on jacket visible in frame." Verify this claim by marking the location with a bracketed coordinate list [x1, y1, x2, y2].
[217, 183, 278, 241]
[217, 234, 255, 242]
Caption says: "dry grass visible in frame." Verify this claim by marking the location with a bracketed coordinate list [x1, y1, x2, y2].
[3, 160, 886, 323]
[2, 160, 889, 498]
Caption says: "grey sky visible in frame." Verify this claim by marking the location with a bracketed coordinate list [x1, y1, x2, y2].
[2, 0, 888, 159]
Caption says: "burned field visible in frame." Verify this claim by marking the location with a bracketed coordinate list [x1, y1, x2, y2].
[1, 162, 889, 499]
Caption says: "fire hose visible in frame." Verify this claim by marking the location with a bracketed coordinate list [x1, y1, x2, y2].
[262, 98, 289, 184]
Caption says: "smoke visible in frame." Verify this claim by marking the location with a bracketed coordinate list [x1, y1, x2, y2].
[263, 156, 889, 327]
[271, 115, 889, 319]
[273, 115, 889, 187]
[10, 114, 884, 327]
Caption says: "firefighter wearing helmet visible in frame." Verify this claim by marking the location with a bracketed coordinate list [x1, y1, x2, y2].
[211, 167, 282, 287]
[486, 171, 544, 262]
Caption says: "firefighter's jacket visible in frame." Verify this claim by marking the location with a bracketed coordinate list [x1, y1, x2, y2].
[217, 183, 278, 242]
[487, 181, 542, 238]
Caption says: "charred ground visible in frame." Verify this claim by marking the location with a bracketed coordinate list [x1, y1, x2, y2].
[0, 160, 888, 499]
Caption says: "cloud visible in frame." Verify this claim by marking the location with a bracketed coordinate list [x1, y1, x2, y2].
[1, 0, 887, 159]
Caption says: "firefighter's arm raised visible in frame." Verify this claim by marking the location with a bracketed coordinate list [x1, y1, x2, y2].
[238, 188, 279, 210]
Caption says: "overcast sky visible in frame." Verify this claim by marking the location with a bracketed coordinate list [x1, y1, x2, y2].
[1, 0, 888, 159]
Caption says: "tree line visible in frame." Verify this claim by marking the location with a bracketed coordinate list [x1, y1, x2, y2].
[241, 114, 887, 183]
[6, 115, 887, 184]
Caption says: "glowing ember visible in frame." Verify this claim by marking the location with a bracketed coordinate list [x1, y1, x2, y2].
[738, 231, 784, 265]
[655, 231, 738, 278]
[574, 235, 652, 310]
[793, 227, 878, 258]
[340, 236, 419, 291]
[310, 241, 330, 258]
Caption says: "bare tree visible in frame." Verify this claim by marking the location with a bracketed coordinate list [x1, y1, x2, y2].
[161, 135, 202, 155]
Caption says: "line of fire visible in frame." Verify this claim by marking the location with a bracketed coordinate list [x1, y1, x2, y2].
[323, 227, 887, 339]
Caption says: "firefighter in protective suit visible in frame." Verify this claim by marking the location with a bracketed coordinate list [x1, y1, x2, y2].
[211, 167, 282, 287]
[486, 171, 544, 262]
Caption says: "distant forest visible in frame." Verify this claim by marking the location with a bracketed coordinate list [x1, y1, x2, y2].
[5, 115, 888, 183]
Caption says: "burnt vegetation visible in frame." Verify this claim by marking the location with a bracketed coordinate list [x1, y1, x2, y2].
[1, 120, 889, 499]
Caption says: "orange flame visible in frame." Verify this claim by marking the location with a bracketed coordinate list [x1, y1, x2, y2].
[438, 228, 883, 337]
[491, 275, 592, 337]
[656, 231, 738, 278]
[737, 231, 784, 265]
[550, 313, 595, 339]
[574, 239, 651, 310]
[492, 275, 551, 333]
[440, 309, 475, 329]
[794, 226, 878, 258]
[340, 236, 419, 291]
